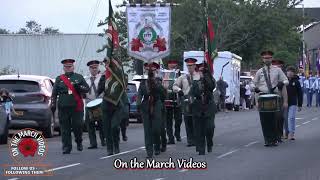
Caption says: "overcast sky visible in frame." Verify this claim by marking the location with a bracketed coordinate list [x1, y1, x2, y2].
[0, 0, 319, 33]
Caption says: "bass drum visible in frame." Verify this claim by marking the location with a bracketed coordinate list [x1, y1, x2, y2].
[86, 98, 103, 121]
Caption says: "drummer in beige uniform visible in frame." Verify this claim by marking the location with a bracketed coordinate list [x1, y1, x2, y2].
[173, 58, 200, 147]
[85, 60, 106, 149]
[253, 50, 288, 146]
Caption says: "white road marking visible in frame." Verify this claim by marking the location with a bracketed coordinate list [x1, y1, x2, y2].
[100, 147, 145, 159]
[178, 169, 189, 173]
[45, 163, 81, 172]
[217, 149, 239, 159]
[312, 117, 318, 121]
[244, 141, 259, 147]
[302, 121, 311, 125]
[296, 117, 304, 120]
[296, 125, 301, 128]
[153, 178, 166, 180]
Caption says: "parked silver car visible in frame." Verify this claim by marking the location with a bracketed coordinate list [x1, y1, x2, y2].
[0, 75, 59, 138]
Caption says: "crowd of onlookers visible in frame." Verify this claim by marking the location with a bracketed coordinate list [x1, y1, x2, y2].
[299, 74, 320, 107]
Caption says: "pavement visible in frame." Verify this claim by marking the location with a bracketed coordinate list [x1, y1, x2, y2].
[1, 106, 320, 180]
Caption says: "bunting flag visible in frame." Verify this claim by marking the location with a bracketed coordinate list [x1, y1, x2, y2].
[203, 0, 217, 74]
[106, 0, 119, 59]
[103, 0, 125, 105]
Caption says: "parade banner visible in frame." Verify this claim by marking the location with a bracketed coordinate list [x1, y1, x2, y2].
[126, 5, 171, 62]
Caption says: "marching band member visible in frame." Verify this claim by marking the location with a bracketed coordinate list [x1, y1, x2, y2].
[85, 60, 105, 149]
[51, 59, 89, 154]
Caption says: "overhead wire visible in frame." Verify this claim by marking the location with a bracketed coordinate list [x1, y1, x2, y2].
[76, 0, 102, 71]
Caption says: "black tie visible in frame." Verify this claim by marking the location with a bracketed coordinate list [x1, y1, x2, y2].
[90, 76, 97, 98]
[267, 66, 271, 84]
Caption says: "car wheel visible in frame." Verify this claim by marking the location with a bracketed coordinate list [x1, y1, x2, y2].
[43, 116, 55, 138]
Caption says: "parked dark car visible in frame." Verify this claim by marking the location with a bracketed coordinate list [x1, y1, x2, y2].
[0, 75, 59, 138]
[0, 107, 8, 144]
[127, 81, 142, 123]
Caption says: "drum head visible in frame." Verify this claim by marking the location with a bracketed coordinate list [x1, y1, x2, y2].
[87, 98, 103, 108]
[259, 94, 279, 98]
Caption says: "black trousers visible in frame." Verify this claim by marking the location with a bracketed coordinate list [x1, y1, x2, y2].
[259, 111, 277, 144]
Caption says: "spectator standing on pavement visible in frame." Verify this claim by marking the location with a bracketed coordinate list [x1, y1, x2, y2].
[240, 82, 246, 110]
[311, 74, 320, 107]
[245, 80, 252, 110]
[217, 77, 228, 112]
[0, 88, 19, 121]
[304, 76, 313, 107]
[285, 66, 303, 140]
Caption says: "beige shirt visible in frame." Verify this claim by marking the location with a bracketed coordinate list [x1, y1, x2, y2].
[253, 65, 289, 93]
[85, 73, 102, 103]
[173, 72, 200, 95]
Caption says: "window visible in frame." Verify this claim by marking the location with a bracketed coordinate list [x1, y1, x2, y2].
[0, 80, 40, 93]
[44, 80, 53, 92]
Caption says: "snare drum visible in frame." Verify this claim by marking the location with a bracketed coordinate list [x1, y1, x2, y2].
[86, 98, 103, 121]
[258, 94, 280, 112]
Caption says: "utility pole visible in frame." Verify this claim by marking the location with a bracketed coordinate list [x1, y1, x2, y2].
[302, 3, 305, 63]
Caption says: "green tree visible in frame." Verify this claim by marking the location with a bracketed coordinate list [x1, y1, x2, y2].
[0, 28, 10, 34]
[0, 66, 16, 75]
[17, 20, 60, 34]
[43, 27, 60, 34]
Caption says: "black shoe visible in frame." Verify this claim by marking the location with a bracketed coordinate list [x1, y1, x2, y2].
[77, 144, 83, 151]
[146, 154, 153, 159]
[160, 146, 166, 152]
[187, 144, 195, 147]
[264, 142, 271, 147]
[155, 150, 160, 155]
[122, 136, 128, 141]
[107, 151, 114, 156]
[88, 145, 98, 149]
[62, 148, 71, 154]
[199, 151, 205, 155]
[207, 146, 212, 153]
[271, 142, 278, 147]
[176, 137, 182, 142]
[167, 139, 175, 144]
[101, 142, 106, 146]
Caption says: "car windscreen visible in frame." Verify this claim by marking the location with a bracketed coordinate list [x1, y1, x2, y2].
[0, 80, 40, 93]
[127, 84, 137, 93]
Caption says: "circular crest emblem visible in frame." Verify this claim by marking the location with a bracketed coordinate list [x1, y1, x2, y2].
[138, 27, 157, 45]
[9, 128, 47, 164]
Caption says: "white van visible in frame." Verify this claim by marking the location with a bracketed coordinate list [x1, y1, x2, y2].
[183, 51, 242, 111]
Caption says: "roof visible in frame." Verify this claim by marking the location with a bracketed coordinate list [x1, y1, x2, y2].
[294, 8, 320, 22]
[0, 74, 52, 81]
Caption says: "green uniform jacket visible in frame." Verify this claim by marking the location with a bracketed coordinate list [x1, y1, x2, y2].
[190, 73, 216, 118]
[97, 75, 128, 124]
[52, 72, 89, 108]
